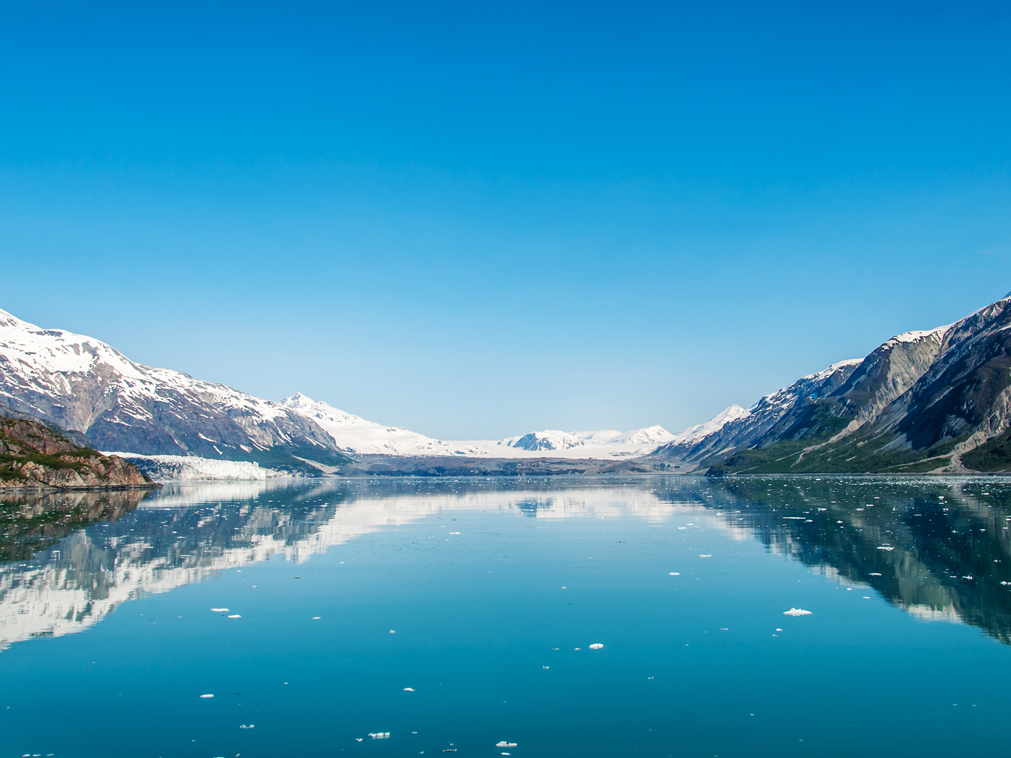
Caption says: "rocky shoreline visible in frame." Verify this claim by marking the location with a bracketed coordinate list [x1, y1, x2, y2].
[0, 415, 155, 491]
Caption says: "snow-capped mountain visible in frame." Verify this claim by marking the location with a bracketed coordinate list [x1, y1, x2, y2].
[281, 393, 491, 457]
[0, 309, 343, 469]
[282, 393, 676, 459]
[652, 292, 1011, 474]
[665, 404, 750, 446]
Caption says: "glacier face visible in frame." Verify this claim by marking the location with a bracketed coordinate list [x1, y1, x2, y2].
[0, 309, 344, 468]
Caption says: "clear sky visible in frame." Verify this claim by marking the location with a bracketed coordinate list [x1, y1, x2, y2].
[1, 1, 1010, 439]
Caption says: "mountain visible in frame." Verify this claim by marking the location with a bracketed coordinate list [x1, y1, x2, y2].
[280, 393, 492, 456]
[652, 294, 1011, 474]
[282, 393, 675, 459]
[0, 309, 346, 472]
[0, 413, 151, 489]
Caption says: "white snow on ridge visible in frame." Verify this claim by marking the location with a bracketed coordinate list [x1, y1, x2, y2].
[667, 405, 750, 446]
[0, 307, 307, 442]
[884, 325, 951, 346]
[282, 394, 676, 459]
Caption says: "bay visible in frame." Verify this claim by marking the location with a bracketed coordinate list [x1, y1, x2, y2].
[1, 476, 1009, 757]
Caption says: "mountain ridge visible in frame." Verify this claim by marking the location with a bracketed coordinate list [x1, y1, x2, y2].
[653, 294, 1011, 474]
[0, 309, 347, 472]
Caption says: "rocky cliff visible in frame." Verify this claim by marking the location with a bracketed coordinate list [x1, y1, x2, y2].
[0, 414, 153, 489]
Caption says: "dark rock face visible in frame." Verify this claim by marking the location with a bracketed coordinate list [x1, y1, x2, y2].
[654, 296, 1011, 473]
[0, 309, 347, 470]
[0, 414, 153, 490]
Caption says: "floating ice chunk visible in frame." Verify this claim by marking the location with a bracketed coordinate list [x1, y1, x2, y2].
[368, 732, 390, 739]
[877, 546, 895, 551]
[542, 665, 549, 669]
[390, 630, 396, 634]
[449, 531, 460, 535]
[404, 687, 415, 691]
[670, 572, 679, 575]
[311, 616, 320, 620]
[210, 608, 229, 612]
[200, 694, 214, 698]
[496, 742, 518, 748]
[228, 614, 241, 618]
[589, 643, 604, 649]
[869, 572, 882, 576]
[700, 554, 712, 558]
[775, 628, 782, 632]
[783, 608, 812, 616]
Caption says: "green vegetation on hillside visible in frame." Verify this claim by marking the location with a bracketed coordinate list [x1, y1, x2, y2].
[962, 428, 1011, 472]
[706, 408, 967, 475]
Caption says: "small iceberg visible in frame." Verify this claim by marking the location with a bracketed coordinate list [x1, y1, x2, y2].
[589, 643, 604, 649]
[783, 608, 812, 616]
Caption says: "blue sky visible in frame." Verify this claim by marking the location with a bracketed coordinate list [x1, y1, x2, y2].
[1, 1, 1010, 439]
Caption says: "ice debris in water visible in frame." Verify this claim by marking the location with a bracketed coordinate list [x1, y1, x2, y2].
[877, 546, 895, 551]
[496, 742, 518, 748]
[369, 732, 390, 739]
[389, 630, 396, 634]
[404, 687, 415, 692]
[783, 608, 812, 616]
[228, 614, 241, 619]
[200, 694, 214, 698]
[211, 608, 229, 612]
[589, 643, 604, 649]
[239, 724, 255, 729]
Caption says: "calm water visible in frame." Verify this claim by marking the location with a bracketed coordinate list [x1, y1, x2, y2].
[2, 476, 1011, 758]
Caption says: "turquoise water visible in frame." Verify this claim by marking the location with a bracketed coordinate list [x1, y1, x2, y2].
[1, 476, 1010, 757]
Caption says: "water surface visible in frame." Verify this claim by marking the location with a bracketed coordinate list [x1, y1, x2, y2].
[1, 476, 1010, 757]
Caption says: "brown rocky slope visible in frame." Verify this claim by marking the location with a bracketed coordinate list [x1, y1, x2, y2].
[0, 415, 153, 489]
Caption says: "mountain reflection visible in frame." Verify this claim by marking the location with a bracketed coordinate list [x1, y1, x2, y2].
[688, 477, 1011, 642]
[0, 476, 1008, 649]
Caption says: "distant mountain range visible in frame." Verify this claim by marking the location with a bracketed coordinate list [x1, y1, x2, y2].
[280, 392, 676, 459]
[2, 293, 1011, 475]
[0, 308, 675, 468]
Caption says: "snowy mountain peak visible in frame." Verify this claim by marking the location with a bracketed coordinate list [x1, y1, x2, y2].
[0, 308, 28, 330]
[669, 404, 750, 445]
[0, 307, 342, 465]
